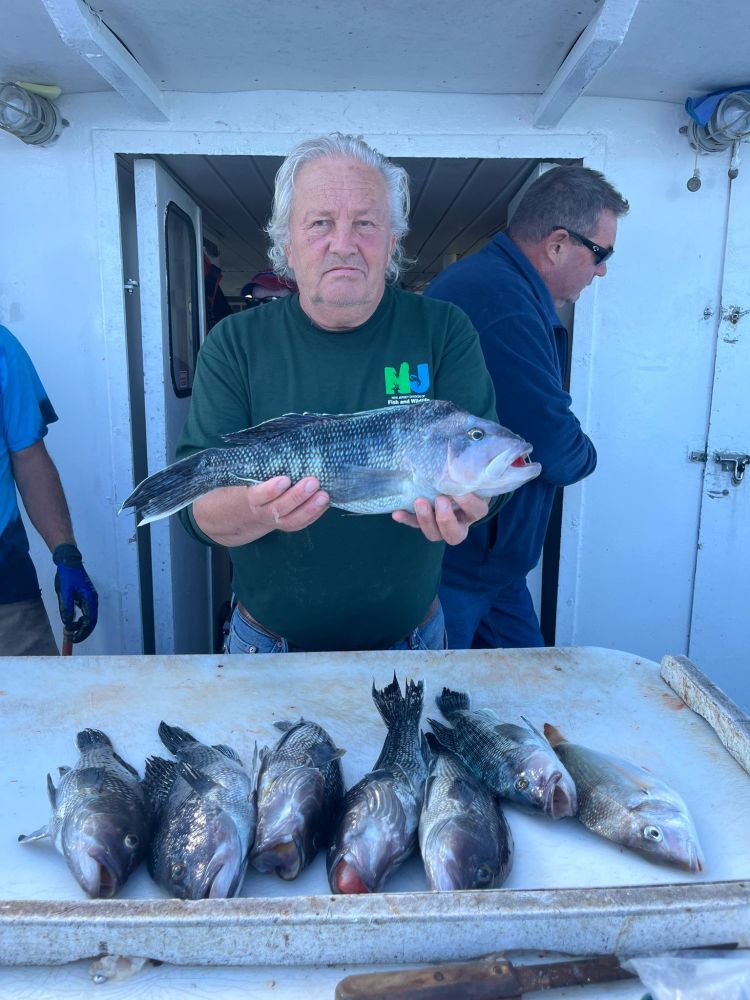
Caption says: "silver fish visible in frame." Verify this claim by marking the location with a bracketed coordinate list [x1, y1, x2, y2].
[429, 688, 577, 819]
[544, 724, 704, 872]
[327, 675, 428, 894]
[120, 399, 541, 525]
[143, 722, 258, 899]
[18, 728, 150, 898]
[419, 733, 513, 891]
[250, 718, 345, 880]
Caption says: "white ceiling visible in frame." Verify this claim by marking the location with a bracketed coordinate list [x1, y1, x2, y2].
[4, 0, 748, 296]
[2, 0, 747, 103]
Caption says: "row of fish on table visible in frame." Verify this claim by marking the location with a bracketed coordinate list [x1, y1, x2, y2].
[18, 674, 704, 900]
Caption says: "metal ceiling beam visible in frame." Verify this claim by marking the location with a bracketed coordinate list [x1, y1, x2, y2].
[40, 0, 169, 121]
[534, 0, 640, 129]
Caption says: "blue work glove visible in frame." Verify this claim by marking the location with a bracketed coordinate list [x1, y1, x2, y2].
[53, 544, 99, 643]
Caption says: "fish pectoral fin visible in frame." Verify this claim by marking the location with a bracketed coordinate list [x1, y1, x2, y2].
[447, 777, 480, 809]
[76, 767, 109, 793]
[327, 467, 411, 503]
[18, 825, 50, 844]
[176, 762, 222, 798]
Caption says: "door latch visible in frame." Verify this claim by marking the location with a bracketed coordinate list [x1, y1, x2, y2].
[123, 278, 139, 295]
[715, 451, 750, 485]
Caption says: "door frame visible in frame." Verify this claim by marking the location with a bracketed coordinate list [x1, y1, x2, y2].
[95, 128, 606, 652]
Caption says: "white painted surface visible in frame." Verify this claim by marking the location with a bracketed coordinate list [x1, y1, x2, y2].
[133, 157, 211, 654]
[4, 649, 748, 906]
[688, 165, 750, 713]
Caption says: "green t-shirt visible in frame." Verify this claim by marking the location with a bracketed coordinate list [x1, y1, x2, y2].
[177, 286, 497, 651]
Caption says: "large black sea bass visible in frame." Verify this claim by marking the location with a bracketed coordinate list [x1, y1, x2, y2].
[120, 400, 541, 525]
[18, 729, 150, 899]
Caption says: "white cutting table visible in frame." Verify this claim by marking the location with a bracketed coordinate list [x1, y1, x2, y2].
[0, 646, 748, 997]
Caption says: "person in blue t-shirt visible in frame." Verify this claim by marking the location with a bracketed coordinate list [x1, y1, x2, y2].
[0, 326, 98, 654]
[425, 165, 629, 649]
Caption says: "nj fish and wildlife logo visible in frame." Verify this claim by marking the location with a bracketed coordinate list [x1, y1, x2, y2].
[384, 362, 430, 405]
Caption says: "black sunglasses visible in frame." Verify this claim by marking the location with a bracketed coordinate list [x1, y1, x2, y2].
[555, 226, 614, 265]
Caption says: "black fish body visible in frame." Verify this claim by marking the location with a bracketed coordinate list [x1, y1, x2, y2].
[144, 722, 258, 899]
[121, 400, 541, 525]
[250, 718, 345, 880]
[429, 688, 577, 819]
[18, 728, 150, 898]
[327, 675, 428, 894]
[419, 733, 513, 891]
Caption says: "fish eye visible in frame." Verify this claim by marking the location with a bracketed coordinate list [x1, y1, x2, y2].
[515, 776, 529, 792]
[124, 833, 139, 849]
[475, 865, 493, 885]
[171, 862, 186, 881]
[467, 427, 485, 441]
[643, 825, 663, 843]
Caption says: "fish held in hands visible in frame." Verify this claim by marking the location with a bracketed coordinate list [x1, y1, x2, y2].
[327, 674, 429, 894]
[419, 732, 513, 891]
[143, 722, 258, 899]
[120, 399, 541, 525]
[429, 688, 576, 819]
[250, 718, 345, 880]
[18, 728, 151, 898]
[544, 723, 704, 872]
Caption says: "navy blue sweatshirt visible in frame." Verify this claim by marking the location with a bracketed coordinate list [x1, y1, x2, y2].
[425, 232, 597, 586]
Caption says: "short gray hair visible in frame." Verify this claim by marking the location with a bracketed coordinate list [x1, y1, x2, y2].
[508, 165, 629, 244]
[266, 133, 411, 284]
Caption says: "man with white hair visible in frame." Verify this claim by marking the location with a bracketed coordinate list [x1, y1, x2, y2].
[177, 133, 499, 654]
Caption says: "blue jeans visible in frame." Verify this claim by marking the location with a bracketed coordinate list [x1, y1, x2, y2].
[439, 577, 545, 650]
[224, 601, 446, 654]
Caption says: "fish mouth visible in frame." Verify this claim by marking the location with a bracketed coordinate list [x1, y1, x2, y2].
[199, 840, 246, 899]
[251, 835, 304, 880]
[481, 447, 542, 492]
[80, 847, 124, 899]
[543, 771, 577, 819]
[328, 855, 375, 895]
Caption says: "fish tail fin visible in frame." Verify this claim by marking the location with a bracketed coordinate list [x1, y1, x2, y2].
[427, 718, 460, 754]
[371, 673, 424, 730]
[543, 723, 565, 747]
[75, 728, 113, 751]
[435, 687, 470, 720]
[158, 721, 198, 754]
[119, 449, 219, 526]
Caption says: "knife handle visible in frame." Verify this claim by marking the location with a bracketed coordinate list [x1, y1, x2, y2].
[335, 955, 522, 1000]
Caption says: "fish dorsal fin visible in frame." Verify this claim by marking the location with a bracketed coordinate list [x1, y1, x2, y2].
[221, 412, 341, 446]
[212, 743, 242, 764]
[143, 756, 177, 810]
[521, 716, 549, 744]
[327, 466, 412, 503]
[46, 772, 58, 807]
[111, 750, 141, 778]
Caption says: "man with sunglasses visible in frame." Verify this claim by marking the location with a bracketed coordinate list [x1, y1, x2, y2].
[240, 270, 296, 308]
[425, 164, 629, 650]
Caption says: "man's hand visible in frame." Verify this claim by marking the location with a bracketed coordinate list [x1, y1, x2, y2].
[192, 476, 330, 547]
[391, 493, 489, 545]
[52, 544, 99, 643]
